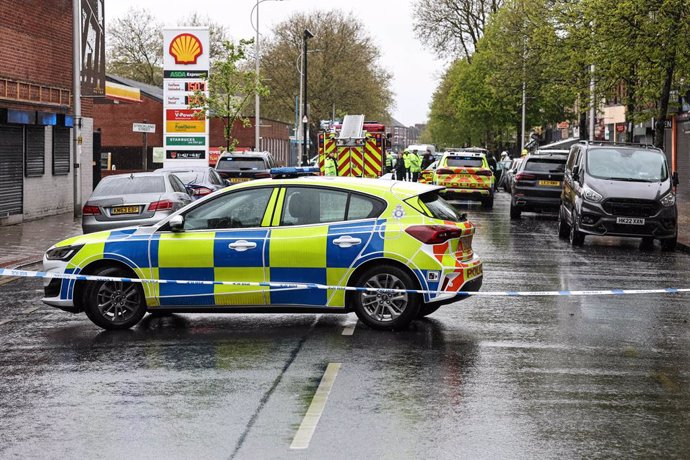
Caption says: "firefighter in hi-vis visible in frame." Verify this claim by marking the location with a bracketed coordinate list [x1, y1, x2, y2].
[324, 151, 338, 176]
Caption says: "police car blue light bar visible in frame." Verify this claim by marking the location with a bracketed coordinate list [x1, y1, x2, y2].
[270, 167, 320, 178]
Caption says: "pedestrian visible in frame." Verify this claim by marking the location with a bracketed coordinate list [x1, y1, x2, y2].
[385, 152, 394, 174]
[409, 150, 422, 182]
[324, 151, 337, 176]
[396, 151, 408, 181]
[403, 150, 412, 181]
[421, 149, 434, 170]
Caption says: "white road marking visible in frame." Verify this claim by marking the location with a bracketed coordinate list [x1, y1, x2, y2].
[341, 321, 357, 336]
[22, 307, 40, 314]
[290, 362, 342, 450]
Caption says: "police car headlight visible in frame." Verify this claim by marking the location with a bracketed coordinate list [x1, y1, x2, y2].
[582, 185, 602, 203]
[46, 244, 83, 261]
[660, 192, 676, 207]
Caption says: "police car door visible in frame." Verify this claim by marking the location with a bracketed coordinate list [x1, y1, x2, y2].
[153, 186, 277, 307]
[268, 186, 384, 307]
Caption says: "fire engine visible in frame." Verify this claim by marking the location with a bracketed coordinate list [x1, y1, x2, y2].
[317, 115, 389, 177]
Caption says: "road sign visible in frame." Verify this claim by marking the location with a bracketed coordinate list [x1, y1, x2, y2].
[133, 123, 156, 133]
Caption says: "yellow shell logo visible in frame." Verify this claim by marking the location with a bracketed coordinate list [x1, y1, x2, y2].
[169, 33, 203, 65]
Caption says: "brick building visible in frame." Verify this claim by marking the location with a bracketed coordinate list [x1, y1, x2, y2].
[94, 75, 291, 172]
[0, 0, 93, 225]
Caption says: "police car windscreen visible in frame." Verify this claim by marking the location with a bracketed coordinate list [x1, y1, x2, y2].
[217, 157, 266, 171]
[524, 158, 566, 173]
[446, 157, 484, 168]
[93, 176, 165, 196]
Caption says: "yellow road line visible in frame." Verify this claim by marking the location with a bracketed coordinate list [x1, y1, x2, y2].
[290, 362, 341, 450]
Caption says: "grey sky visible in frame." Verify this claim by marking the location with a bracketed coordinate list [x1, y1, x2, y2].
[106, 0, 443, 126]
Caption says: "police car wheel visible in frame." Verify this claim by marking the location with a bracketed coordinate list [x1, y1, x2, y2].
[353, 265, 420, 330]
[84, 267, 147, 330]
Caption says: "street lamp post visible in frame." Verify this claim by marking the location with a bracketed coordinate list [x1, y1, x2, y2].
[252, 0, 284, 152]
[302, 29, 314, 164]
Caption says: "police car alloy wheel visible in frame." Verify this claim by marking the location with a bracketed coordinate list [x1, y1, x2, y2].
[353, 265, 420, 330]
[83, 267, 147, 330]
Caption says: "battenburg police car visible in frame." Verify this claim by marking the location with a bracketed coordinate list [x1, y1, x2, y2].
[42, 175, 483, 331]
[420, 150, 495, 208]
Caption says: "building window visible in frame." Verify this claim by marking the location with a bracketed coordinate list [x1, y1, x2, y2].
[25, 126, 45, 177]
[52, 127, 71, 176]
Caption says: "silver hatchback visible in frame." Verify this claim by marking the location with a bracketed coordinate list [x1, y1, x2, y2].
[82, 172, 192, 234]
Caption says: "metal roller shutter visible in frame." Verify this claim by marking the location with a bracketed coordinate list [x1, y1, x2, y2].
[0, 125, 24, 216]
[52, 127, 71, 176]
[677, 124, 690, 204]
[25, 126, 45, 177]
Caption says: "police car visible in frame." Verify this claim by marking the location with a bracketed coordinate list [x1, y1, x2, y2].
[420, 151, 495, 208]
[42, 174, 483, 331]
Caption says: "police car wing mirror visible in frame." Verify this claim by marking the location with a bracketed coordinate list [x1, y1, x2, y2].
[169, 215, 185, 232]
[461, 213, 468, 221]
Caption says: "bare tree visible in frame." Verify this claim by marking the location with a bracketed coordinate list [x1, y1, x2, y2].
[412, 0, 504, 61]
[106, 8, 163, 85]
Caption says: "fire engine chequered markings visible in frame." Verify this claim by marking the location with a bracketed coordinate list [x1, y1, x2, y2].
[1, 268, 688, 297]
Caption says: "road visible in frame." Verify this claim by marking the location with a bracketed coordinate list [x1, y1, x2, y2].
[1, 192, 689, 459]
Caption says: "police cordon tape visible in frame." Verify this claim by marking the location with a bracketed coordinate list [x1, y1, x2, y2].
[1, 268, 689, 297]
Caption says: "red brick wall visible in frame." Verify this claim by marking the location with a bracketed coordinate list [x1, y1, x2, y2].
[0, 0, 92, 117]
[94, 95, 164, 147]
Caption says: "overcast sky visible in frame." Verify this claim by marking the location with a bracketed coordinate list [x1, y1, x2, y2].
[106, 0, 444, 127]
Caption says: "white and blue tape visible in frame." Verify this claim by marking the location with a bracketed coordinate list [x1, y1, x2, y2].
[1, 268, 688, 297]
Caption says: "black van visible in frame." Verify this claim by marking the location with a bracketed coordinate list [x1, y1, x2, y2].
[559, 141, 678, 250]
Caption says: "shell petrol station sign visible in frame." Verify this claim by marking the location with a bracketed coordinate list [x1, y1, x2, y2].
[163, 27, 210, 168]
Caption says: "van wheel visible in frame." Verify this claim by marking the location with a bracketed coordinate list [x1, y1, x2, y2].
[558, 206, 569, 239]
[661, 236, 677, 252]
[83, 266, 147, 330]
[569, 217, 585, 246]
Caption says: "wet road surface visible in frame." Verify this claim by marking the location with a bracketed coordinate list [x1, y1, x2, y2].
[1, 193, 689, 459]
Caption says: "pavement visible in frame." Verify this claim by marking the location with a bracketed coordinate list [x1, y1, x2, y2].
[0, 212, 82, 268]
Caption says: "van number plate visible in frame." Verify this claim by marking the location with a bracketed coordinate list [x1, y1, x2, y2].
[616, 217, 645, 225]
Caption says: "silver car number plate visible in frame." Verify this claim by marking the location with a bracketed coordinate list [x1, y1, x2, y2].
[616, 217, 645, 225]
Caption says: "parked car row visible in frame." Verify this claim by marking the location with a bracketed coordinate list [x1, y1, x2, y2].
[506, 141, 678, 251]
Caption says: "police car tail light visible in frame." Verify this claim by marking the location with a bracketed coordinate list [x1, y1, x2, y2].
[475, 170, 492, 176]
[149, 200, 174, 211]
[405, 225, 463, 244]
[192, 187, 213, 196]
[436, 168, 453, 175]
[83, 205, 100, 216]
[515, 172, 536, 182]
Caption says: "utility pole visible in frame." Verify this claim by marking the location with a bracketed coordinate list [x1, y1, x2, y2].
[302, 29, 314, 165]
[254, 0, 260, 152]
[72, 0, 82, 218]
[142, 119, 148, 171]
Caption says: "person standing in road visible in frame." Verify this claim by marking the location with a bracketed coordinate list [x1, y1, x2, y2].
[385, 152, 393, 174]
[421, 149, 434, 170]
[409, 150, 422, 182]
[396, 151, 408, 181]
[403, 150, 412, 181]
[324, 151, 337, 176]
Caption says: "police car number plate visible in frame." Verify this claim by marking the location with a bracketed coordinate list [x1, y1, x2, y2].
[230, 178, 250, 183]
[111, 206, 140, 215]
[538, 180, 561, 186]
[616, 217, 645, 225]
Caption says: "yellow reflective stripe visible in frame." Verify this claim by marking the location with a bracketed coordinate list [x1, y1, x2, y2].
[262, 188, 280, 227]
[271, 188, 286, 226]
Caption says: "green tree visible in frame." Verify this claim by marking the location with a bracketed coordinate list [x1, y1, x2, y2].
[189, 39, 268, 151]
[412, 0, 504, 61]
[106, 8, 163, 85]
[259, 10, 393, 140]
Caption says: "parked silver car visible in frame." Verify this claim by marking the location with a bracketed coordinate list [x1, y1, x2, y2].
[82, 172, 192, 234]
